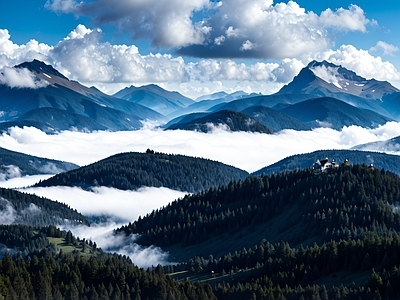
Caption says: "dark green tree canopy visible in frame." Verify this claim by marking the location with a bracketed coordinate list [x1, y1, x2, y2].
[35, 151, 249, 193]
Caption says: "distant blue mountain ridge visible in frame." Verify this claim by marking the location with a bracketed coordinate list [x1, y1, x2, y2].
[1, 59, 400, 133]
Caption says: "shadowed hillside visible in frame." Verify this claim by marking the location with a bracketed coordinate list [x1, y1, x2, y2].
[35, 150, 249, 193]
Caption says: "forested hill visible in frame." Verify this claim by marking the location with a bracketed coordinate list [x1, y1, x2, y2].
[0, 188, 88, 227]
[253, 149, 400, 176]
[117, 165, 400, 259]
[34, 150, 249, 193]
[115, 165, 400, 299]
[0, 146, 78, 177]
[0, 224, 216, 300]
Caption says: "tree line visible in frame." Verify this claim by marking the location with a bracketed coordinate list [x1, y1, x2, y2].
[0, 224, 216, 300]
[117, 165, 400, 250]
[0, 188, 89, 227]
[35, 150, 249, 193]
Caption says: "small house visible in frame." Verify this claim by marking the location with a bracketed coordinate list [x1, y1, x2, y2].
[313, 157, 342, 174]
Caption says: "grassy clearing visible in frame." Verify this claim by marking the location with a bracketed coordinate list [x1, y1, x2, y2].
[47, 237, 95, 257]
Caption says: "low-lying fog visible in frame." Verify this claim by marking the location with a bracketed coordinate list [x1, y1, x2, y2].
[0, 122, 400, 267]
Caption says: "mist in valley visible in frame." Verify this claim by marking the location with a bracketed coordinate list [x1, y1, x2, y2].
[1, 122, 400, 266]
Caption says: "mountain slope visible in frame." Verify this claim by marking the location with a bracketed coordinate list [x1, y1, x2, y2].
[0, 60, 164, 132]
[209, 93, 316, 113]
[34, 151, 249, 193]
[351, 135, 400, 152]
[162, 112, 209, 128]
[277, 60, 396, 117]
[117, 165, 400, 260]
[165, 110, 273, 133]
[116, 165, 400, 299]
[380, 92, 400, 119]
[253, 149, 400, 176]
[0, 146, 78, 179]
[0, 187, 88, 227]
[166, 91, 254, 120]
[278, 60, 398, 100]
[114, 84, 194, 115]
[279, 97, 392, 129]
[241, 106, 312, 131]
[0, 224, 216, 300]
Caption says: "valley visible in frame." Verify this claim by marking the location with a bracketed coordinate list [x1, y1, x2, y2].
[1, 59, 400, 299]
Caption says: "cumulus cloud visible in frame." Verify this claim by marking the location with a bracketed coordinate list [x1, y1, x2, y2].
[370, 41, 399, 56]
[46, 0, 212, 48]
[314, 44, 400, 81]
[50, 25, 189, 84]
[178, 1, 374, 59]
[2, 23, 400, 98]
[0, 29, 51, 68]
[45, 0, 374, 59]
[0, 67, 49, 89]
[319, 4, 374, 32]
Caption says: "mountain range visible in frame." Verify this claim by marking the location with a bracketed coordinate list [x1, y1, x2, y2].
[1, 143, 400, 298]
[1, 59, 400, 134]
[0, 60, 163, 132]
[3, 58, 400, 299]
[113, 84, 194, 116]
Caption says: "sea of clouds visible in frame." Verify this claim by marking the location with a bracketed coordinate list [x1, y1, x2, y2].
[0, 123, 400, 267]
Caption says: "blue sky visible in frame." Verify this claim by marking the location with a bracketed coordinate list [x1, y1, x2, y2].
[1, 0, 400, 98]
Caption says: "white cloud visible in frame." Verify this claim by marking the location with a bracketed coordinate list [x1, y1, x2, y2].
[0, 67, 49, 89]
[21, 203, 41, 215]
[45, 0, 77, 13]
[0, 29, 51, 68]
[46, 0, 212, 48]
[0, 123, 398, 265]
[310, 65, 342, 88]
[1, 124, 400, 174]
[61, 222, 171, 268]
[0, 165, 22, 182]
[22, 185, 187, 223]
[65, 24, 95, 40]
[240, 40, 256, 51]
[36, 162, 69, 174]
[214, 35, 225, 46]
[370, 41, 399, 56]
[178, 1, 374, 59]
[0, 198, 16, 225]
[320, 4, 374, 32]
[314, 44, 400, 81]
[45, 1, 374, 59]
[0, 175, 52, 189]
[50, 25, 189, 84]
[1, 24, 400, 99]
